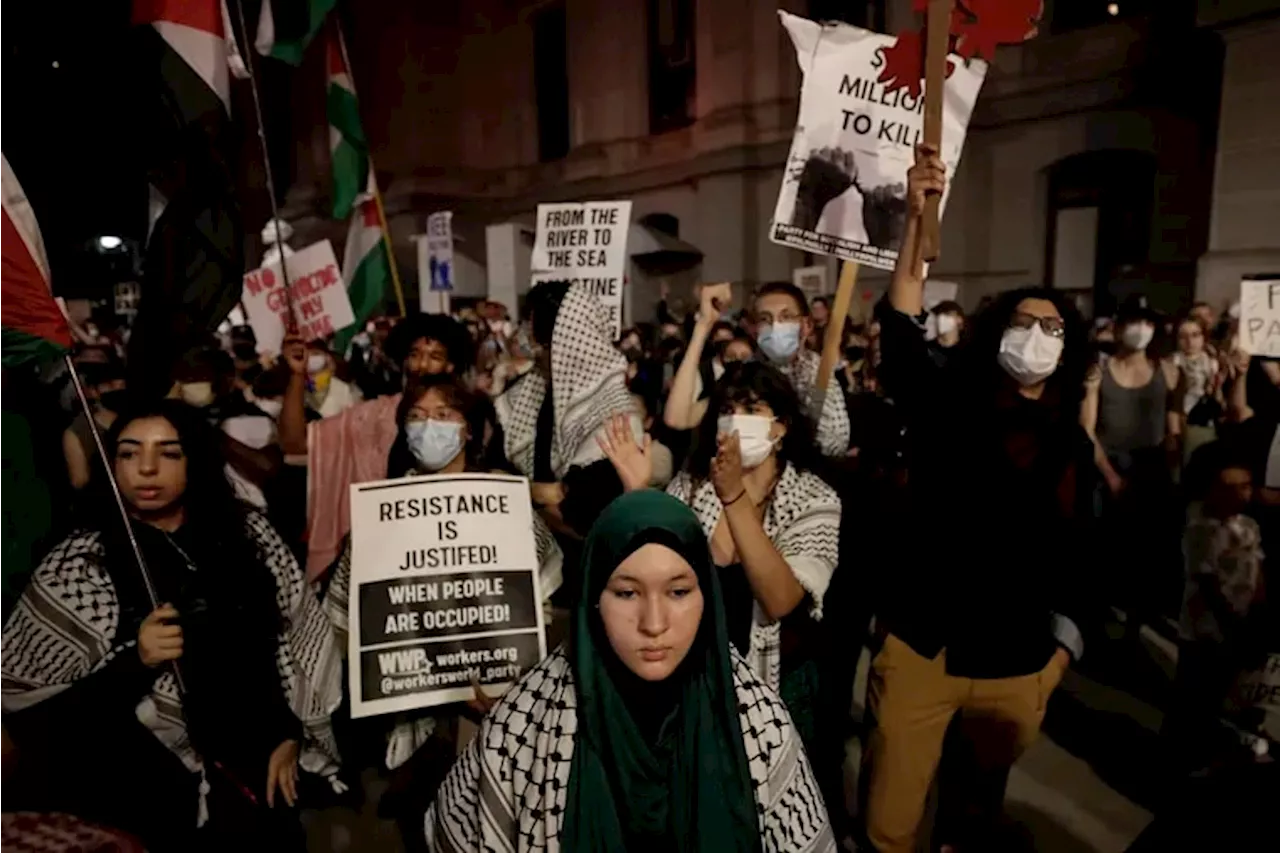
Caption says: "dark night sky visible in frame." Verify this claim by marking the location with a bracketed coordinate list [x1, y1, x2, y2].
[3, 2, 148, 297]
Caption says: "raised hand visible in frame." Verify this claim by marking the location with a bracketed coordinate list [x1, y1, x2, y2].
[907, 143, 945, 219]
[281, 335, 307, 376]
[711, 432, 746, 504]
[266, 738, 299, 808]
[597, 414, 652, 493]
[698, 282, 733, 329]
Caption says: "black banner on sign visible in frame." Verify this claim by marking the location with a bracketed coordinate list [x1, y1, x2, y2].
[358, 570, 538, 647]
[359, 631, 543, 703]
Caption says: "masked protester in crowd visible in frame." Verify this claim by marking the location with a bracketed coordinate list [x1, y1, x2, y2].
[600, 362, 839, 741]
[322, 375, 562, 845]
[229, 325, 261, 391]
[1082, 300, 1183, 634]
[63, 356, 127, 491]
[304, 340, 362, 418]
[751, 281, 850, 456]
[2, 400, 341, 852]
[862, 145, 1097, 853]
[425, 490, 836, 853]
[491, 280, 639, 543]
[928, 300, 965, 370]
[285, 314, 472, 579]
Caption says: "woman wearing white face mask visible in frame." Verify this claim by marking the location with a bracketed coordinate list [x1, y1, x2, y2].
[864, 144, 1101, 852]
[598, 362, 840, 718]
[322, 374, 564, 844]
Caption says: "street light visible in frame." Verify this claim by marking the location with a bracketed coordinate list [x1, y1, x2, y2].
[97, 235, 124, 251]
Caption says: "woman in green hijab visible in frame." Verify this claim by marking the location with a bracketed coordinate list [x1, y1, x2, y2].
[426, 489, 835, 852]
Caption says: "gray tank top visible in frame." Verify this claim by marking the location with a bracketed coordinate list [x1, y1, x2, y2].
[1097, 360, 1167, 454]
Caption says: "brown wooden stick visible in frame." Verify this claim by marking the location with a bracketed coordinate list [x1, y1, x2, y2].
[918, 0, 953, 264]
[813, 260, 860, 410]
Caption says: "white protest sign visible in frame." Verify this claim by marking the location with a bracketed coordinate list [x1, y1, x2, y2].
[769, 11, 986, 271]
[530, 201, 632, 339]
[241, 239, 354, 353]
[1239, 279, 1280, 358]
[347, 473, 548, 718]
[425, 212, 454, 294]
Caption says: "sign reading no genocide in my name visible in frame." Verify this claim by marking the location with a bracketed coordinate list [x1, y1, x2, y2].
[531, 200, 633, 340]
[348, 473, 548, 717]
[1239, 278, 1280, 358]
[241, 239, 355, 355]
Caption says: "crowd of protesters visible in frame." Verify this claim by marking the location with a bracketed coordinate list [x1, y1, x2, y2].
[1, 148, 1275, 852]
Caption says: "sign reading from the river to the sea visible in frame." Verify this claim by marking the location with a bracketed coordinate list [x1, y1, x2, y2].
[347, 473, 547, 717]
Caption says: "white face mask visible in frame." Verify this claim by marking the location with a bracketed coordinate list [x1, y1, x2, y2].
[997, 325, 1064, 386]
[1121, 323, 1154, 351]
[306, 353, 329, 374]
[256, 398, 284, 419]
[937, 314, 958, 336]
[717, 414, 776, 469]
[180, 381, 215, 408]
[406, 420, 465, 471]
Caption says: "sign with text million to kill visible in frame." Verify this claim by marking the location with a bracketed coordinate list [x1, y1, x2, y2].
[347, 473, 548, 717]
[241, 239, 355, 354]
[531, 200, 632, 340]
[1239, 279, 1280, 358]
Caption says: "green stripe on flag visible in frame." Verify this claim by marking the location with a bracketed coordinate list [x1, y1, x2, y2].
[334, 241, 390, 355]
[327, 83, 369, 219]
[262, 0, 338, 66]
[2, 326, 68, 368]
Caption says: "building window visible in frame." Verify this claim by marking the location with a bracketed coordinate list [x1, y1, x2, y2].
[808, 0, 886, 32]
[533, 2, 569, 162]
[648, 0, 696, 134]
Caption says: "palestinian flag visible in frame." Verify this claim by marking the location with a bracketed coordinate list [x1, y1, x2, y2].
[256, 0, 337, 65]
[130, 0, 244, 396]
[1, 155, 72, 367]
[326, 27, 368, 220]
[334, 176, 390, 354]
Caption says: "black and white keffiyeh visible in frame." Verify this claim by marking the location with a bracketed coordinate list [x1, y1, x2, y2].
[425, 648, 835, 853]
[780, 349, 850, 457]
[2, 513, 343, 825]
[495, 283, 636, 478]
[667, 464, 840, 689]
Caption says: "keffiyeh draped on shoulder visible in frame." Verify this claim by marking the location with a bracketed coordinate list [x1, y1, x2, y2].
[425, 649, 835, 853]
[2, 513, 343, 825]
[495, 283, 635, 478]
[666, 464, 840, 689]
[781, 349, 850, 457]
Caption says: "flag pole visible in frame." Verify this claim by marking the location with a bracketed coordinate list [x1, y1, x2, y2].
[64, 355, 187, 694]
[333, 21, 409, 317]
[230, 0, 298, 331]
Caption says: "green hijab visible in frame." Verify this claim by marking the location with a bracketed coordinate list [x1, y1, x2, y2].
[562, 490, 762, 853]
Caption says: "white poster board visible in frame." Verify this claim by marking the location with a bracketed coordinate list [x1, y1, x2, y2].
[769, 11, 986, 271]
[530, 201, 632, 340]
[242, 239, 354, 353]
[1239, 279, 1280, 358]
[347, 473, 548, 718]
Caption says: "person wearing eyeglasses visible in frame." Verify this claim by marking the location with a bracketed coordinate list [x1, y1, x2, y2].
[860, 145, 1100, 853]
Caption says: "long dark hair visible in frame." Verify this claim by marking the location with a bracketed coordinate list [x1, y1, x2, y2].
[96, 399, 277, 625]
[686, 361, 818, 480]
[386, 374, 484, 478]
[961, 286, 1091, 423]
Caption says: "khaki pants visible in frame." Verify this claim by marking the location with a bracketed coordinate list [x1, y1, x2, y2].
[862, 634, 1066, 853]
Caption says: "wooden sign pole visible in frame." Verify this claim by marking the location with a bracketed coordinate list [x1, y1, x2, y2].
[916, 0, 953, 266]
[811, 260, 860, 420]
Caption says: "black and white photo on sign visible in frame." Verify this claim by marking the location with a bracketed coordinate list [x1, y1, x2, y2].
[1238, 278, 1280, 358]
[347, 474, 548, 717]
[769, 11, 986, 271]
[531, 200, 632, 339]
